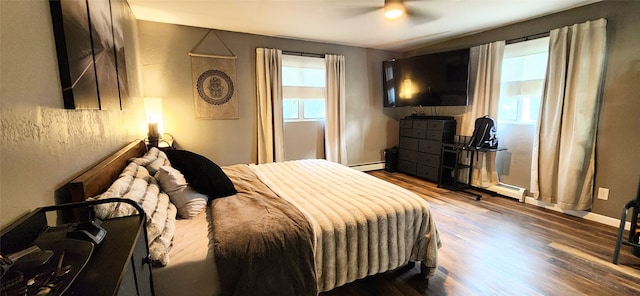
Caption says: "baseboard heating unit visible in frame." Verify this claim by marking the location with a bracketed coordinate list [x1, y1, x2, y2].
[487, 183, 526, 202]
[349, 162, 385, 172]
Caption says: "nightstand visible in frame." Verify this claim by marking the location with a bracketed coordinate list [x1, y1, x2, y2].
[0, 199, 154, 296]
[157, 133, 174, 150]
[146, 133, 175, 151]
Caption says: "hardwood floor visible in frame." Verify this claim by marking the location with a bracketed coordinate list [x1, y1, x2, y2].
[320, 171, 640, 296]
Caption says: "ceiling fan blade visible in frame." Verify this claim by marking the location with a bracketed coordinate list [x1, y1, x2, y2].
[340, 6, 381, 18]
[334, 0, 384, 17]
[337, 0, 437, 23]
[403, 0, 437, 3]
[405, 6, 439, 25]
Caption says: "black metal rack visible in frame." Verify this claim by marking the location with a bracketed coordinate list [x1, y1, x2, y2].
[438, 139, 479, 200]
[613, 180, 640, 264]
[438, 136, 506, 201]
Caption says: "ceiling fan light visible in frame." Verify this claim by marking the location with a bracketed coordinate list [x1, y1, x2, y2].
[384, 2, 404, 19]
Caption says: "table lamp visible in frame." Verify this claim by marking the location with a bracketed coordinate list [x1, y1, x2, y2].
[144, 97, 163, 147]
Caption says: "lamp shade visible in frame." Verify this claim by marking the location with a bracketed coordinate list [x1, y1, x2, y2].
[144, 97, 163, 147]
[144, 97, 163, 134]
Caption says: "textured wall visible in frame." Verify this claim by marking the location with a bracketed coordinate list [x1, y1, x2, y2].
[0, 0, 146, 228]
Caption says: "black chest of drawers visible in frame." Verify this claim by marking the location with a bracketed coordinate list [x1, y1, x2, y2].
[397, 117, 456, 182]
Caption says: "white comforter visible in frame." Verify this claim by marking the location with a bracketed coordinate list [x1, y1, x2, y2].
[249, 159, 440, 292]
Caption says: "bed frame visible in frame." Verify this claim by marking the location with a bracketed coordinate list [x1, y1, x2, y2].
[68, 140, 148, 202]
[64, 138, 432, 291]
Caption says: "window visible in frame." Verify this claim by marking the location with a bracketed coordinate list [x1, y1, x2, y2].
[498, 37, 549, 124]
[282, 55, 326, 121]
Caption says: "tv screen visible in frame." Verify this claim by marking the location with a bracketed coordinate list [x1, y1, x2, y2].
[383, 48, 470, 107]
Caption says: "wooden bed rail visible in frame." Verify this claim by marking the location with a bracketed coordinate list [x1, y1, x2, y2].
[68, 140, 147, 203]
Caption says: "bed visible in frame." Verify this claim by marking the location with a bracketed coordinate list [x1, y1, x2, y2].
[68, 139, 441, 295]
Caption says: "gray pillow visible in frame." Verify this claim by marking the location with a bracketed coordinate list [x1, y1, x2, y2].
[155, 166, 187, 193]
[168, 186, 208, 219]
[156, 166, 208, 218]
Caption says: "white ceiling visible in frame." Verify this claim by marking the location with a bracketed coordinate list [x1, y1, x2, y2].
[128, 0, 601, 51]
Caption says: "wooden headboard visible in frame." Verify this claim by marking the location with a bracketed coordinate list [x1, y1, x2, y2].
[68, 140, 148, 203]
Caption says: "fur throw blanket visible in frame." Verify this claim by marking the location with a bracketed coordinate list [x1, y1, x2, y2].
[91, 150, 177, 266]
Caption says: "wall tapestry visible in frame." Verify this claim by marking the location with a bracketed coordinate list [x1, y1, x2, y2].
[189, 31, 238, 119]
[50, 0, 134, 110]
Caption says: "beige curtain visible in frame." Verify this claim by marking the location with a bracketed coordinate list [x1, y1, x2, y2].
[325, 54, 348, 165]
[461, 41, 505, 188]
[256, 48, 284, 164]
[531, 19, 607, 210]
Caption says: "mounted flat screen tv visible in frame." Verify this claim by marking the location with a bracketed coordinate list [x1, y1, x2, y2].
[383, 48, 470, 107]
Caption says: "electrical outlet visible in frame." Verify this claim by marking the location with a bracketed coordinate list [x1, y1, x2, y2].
[597, 187, 609, 200]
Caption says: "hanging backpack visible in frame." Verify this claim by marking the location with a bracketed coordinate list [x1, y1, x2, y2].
[468, 115, 498, 149]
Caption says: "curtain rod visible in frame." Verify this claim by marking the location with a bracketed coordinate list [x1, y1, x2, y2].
[506, 32, 550, 45]
[282, 50, 325, 58]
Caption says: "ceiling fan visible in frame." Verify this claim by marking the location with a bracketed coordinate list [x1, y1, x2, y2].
[341, 0, 438, 24]
[383, 0, 409, 19]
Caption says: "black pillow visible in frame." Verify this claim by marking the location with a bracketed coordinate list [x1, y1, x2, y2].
[164, 149, 237, 200]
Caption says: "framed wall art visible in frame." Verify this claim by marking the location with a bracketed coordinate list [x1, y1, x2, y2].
[49, 0, 134, 110]
[189, 54, 239, 119]
[188, 30, 239, 119]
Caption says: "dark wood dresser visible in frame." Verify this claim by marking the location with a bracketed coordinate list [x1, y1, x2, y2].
[397, 116, 456, 182]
